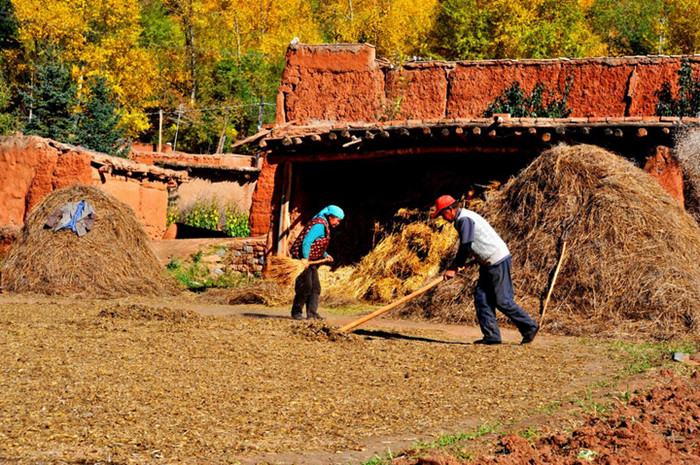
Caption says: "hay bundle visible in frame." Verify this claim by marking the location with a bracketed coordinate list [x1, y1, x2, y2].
[1, 185, 178, 298]
[408, 144, 700, 339]
[342, 220, 456, 302]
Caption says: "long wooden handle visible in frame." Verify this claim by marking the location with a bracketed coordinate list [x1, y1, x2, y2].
[338, 277, 444, 332]
[540, 240, 567, 324]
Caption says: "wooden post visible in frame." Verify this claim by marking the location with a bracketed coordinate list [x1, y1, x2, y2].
[158, 109, 163, 153]
[277, 162, 293, 256]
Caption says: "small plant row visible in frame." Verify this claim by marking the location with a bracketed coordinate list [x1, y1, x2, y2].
[167, 199, 251, 238]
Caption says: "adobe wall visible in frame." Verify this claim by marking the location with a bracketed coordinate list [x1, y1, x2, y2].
[132, 150, 259, 216]
[276, 44, 700, 124]
[0, 136, 175, 246]
[251, 45, 697, 239]
[249, 157, 280, 237]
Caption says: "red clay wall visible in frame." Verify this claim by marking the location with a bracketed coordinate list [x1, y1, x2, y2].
[256, 45, 699, 238]
[0, 136, 173, 244]
[131, 151, 256, 169]
[277, 44, 385, 124]
[276, 45, 700, 124]
[249, 157, 280, 237]
[644, 146, 685, 206]
[0, 136, 93, 228]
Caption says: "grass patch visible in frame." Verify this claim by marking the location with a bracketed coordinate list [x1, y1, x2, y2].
[604, 339, 700, 376]
[406, 422, 501, 462]
[166, 251, 258, 291]
[517, 425, 542, 441]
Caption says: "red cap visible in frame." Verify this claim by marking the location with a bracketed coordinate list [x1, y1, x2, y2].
[432, 195, 457, 218]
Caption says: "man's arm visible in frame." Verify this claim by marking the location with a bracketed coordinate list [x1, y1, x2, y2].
[444, 214, 475, 279]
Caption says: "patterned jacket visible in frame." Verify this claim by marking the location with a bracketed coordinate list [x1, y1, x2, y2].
[290, 216, 331, 261]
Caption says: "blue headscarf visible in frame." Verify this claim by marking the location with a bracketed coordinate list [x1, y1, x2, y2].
[314, 205, 344, 221]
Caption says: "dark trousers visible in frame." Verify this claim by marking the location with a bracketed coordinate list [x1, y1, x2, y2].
[473, 256, 537, 342]
[291, 266, 321, 318]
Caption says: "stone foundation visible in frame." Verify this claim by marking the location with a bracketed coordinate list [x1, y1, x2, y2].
[151, 237, 267, 275]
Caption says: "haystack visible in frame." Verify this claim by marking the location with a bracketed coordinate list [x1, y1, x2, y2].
[327, 215, 456, 302]
[1, 185, 178, 298]
[406, 144, 700, 340]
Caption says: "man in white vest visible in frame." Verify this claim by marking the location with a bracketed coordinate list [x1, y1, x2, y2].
[433, 195, 539, 345]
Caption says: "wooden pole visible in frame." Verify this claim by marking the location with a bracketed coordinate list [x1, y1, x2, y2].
[540, 238, 568, 325]
[158, 109, 163, 153]
[338, 277, 443, 332]
[277, 162, 293, 256]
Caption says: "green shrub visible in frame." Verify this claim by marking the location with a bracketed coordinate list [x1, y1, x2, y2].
[483, 77, 573, 118]
[182, 199, 220, 231]
[224, 208, 250, 237]
[176, 199, 251, 237]
[656, 60, 700, 117]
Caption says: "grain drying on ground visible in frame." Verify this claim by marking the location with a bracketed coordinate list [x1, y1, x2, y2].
[0, 297, 615, 464]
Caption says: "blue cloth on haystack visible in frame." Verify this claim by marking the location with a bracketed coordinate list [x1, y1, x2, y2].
[45, 200, 97, 237]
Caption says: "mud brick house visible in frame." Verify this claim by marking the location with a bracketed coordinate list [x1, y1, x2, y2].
[0, 136, 187, 254]
[250, 44, 699, 263]
[0, 137, 265, 272]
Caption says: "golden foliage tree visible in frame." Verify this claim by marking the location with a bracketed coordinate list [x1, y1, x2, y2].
[316, 0, 439, 58]
[664, 0, 700, 54]
[12, 0, 158, 136]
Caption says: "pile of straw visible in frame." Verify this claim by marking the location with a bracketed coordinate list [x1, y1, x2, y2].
[336, 213, 456, 302]
[198, 280, 293, 306]
[1, 185, 178, 298]
[407, 144, 700, 339]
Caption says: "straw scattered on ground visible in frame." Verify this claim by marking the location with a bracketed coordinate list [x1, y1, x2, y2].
[0, 185, 178, 298]
[197, 279, 293, 306]
[0, 296, 617, 464]
[406, 144, 700, 340]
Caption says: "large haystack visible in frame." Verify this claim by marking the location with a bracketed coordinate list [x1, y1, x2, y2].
[407, 144, 700, 340]
[1, 185, 178, 298]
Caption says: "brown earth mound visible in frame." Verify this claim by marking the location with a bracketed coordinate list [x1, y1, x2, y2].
[405, 144, 700, 339]
[0, 185, 178, 298]
[393, 370, 700, 465]
[482, 371, 700, 465]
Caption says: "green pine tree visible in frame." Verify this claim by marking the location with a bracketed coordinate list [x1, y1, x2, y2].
[21, 56, 77, 142]
[76, 76, 130, 158]
[0, 0, 19, 50]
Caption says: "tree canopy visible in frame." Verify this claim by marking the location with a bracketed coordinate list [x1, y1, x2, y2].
[0, 0, 698, 152]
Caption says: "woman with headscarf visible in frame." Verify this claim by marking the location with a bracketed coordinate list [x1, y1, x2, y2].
[289, 205, 345, 320]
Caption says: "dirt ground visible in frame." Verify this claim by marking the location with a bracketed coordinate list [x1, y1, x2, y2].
[392, 370, 700, 465]
[0, 293, 695, 465]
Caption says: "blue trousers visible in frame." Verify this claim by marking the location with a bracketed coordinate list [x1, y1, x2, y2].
[474, 256, 537, 342]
